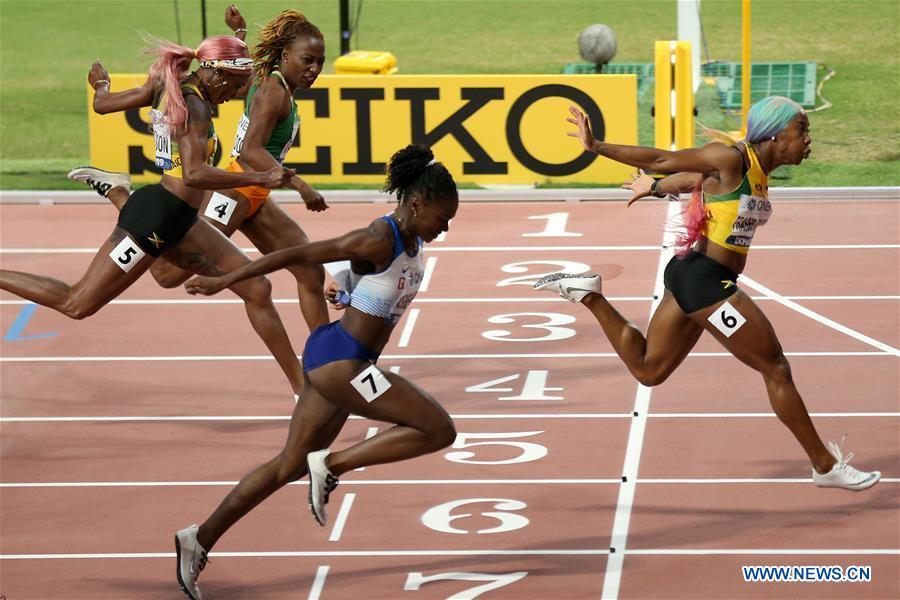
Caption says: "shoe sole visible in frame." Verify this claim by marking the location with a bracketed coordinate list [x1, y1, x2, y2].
[174, 535, 198, 600]
[307, 455, 327, 527]
[815, 472, 881, 491]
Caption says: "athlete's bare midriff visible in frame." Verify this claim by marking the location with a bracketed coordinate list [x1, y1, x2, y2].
[695, 236, 748, 274]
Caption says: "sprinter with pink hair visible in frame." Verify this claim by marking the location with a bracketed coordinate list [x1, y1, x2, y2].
[0, 34, 307, 399]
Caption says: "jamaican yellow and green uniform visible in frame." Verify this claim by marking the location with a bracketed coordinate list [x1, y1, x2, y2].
[663, 143, 771, 314]
[703, 143, 771, 254]
[225, 71, 299, 217]
[115, 84, 216, 259]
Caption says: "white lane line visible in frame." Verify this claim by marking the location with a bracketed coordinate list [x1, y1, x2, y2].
[308, 565, 329, 600]
[2, 351, 893, 363]
[0, 412, 900, 424]
[396, 308, 420, 348]
[3, 412, 894, 424]
[2, 548, 896, 560]
[328, 494, 356, 542]
[1, 478, 897, 489]
[4, 294, 895, 306]
[602, 200, 680, 600]
[418, 256, 438, 292]
[3, 243, 897, 254]
[739, 275, 900, 356]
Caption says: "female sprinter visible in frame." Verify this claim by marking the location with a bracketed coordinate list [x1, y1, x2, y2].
[534, 96, 879, 491]
[0, 35, 308, 398]
[72, 8, 333, 334]
[172, 144, 458, 600]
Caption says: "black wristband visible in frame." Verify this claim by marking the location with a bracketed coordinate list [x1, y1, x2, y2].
[650, 179, 664, 198]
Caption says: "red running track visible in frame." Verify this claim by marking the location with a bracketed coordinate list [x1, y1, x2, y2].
[1, 196, 898, 599]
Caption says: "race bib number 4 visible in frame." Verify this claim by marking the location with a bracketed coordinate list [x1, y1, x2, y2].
[204, 193, 238, 225]
[725, 194, 772, 248]
[351, 364, 392, 403]
[109, 235, 146, 273]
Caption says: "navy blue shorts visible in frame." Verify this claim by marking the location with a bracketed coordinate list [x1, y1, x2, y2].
[303, 320, 380, 372]
[663, 251, 740, 314]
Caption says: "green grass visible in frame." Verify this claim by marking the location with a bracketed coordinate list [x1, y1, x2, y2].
[1, 0, 898, 188]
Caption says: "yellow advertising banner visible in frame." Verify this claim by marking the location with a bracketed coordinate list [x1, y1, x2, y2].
[88, 74, 637, 185]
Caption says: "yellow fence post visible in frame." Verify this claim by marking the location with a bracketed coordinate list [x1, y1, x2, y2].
[654, 41, 674, 150]
[741, 0, 752, 137]
[674, 40, 694, 150]
[655, 40, 694, 151]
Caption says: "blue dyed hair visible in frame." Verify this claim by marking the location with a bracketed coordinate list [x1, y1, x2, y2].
[745, 96, 804, 143]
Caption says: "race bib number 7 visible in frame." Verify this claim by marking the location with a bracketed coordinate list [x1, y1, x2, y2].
[351, 364, 392, 403]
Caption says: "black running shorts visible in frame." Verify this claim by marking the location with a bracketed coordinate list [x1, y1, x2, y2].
[117, 184, 198, 257]
[663, 251, 740, 314]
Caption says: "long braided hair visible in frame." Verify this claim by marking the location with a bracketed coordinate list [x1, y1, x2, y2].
[252, 10, 323, 80]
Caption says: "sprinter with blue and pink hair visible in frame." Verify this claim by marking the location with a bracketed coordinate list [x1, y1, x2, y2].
[533, 96, 880, 492]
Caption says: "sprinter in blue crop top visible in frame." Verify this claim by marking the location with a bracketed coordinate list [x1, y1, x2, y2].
[174, 144, 458, 597]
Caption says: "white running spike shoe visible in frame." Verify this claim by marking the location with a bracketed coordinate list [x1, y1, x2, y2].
[67, 166, 131, 198]
[306, 449, 339, 527]
[812, 436, 880, 491]
[533, 272, 602, 302]
[175, 524, 209, 600]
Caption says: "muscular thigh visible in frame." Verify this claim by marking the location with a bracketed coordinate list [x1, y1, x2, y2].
[163, 218, 252, 277]
[690, 289, 784, 371]
[241, 199, 310, 254]
[76, 226, 156, 301]
[308, 360, 449, 427]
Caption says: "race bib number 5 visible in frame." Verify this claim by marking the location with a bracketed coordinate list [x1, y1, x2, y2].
[109, 235, 146, 273]
[351, 364, 392, 402]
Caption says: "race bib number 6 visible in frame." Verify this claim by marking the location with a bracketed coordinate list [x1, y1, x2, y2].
[351, 364, 392, 402]
[708, 300, 747, 337]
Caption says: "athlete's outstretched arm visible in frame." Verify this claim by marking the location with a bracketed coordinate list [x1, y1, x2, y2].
[185, 224, 394, 295]
[567, 105, 742, 178]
